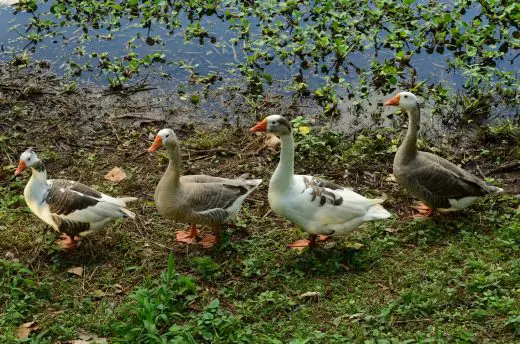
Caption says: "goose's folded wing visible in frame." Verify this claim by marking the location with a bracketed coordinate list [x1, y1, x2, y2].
[181, 175, 234, 184]
[309, 177, 345, 191]
[295, 176, 369, 224]
[46, 180, 128, 222]
[183, 183, 250, 212]
[406, 162, 489, 199]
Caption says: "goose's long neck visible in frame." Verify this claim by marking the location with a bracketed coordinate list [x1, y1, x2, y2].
[396, 105, 420, 164]
[26, 161, 48, 195]
[160, 141, 182, 189]
[271, 134, 294, 189]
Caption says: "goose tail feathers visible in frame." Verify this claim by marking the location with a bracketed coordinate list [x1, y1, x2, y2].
[120, 207, 136, 219]
[117, 196, 138, 203]
[365, 203, 392, 220]
[487, 185, 503, 195]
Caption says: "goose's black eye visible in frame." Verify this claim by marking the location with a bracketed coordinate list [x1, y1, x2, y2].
[404, 95, 408, 98]
[27, 158, 31, 161]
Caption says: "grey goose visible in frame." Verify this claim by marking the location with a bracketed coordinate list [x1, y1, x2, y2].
[148, 128, 262, 248]
[384, 91, 503, 217]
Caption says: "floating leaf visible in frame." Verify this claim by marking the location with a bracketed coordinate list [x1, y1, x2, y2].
[104, 167, 127, 182]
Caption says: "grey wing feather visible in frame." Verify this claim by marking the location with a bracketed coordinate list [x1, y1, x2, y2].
[51, 215, 90, 236]
[312, 177, 344, 191]
[46, 180, 100, 215]
[49, 179, 103, 199]
[400, 153, 491, 207]
[301, 176, 346, 206]
[181, 175, 241, 184]
[183, 183, 249, 212]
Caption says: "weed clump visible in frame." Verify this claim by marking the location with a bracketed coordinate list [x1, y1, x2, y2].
[112, 253, 255, 343]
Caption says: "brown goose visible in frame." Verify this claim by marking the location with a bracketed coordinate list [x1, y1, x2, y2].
[148, 128, 262, 248]
[384, 91, 503, 216]
[14, 148, 137, 250]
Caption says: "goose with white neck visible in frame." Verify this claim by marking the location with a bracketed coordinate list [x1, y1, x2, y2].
[148, 128, 262, 248]
[14, 148, 137, 250]
[250, 115, 391, 249]
[384, 91, 503, 216]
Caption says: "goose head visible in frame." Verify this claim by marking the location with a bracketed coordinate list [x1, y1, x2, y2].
[148, 128, 178, 152]
[15, 148, 40, 175]
[249, 115, 292, 136]
[384, 91, 419, 111]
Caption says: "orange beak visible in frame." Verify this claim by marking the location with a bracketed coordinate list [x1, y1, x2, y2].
[14, 160, 27, 175]
[249, 119, 268, 132]
[384, 94, 400, 106]
[148, 136, 163, 152]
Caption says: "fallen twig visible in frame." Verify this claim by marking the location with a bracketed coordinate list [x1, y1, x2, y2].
[487, 161, 520, 174]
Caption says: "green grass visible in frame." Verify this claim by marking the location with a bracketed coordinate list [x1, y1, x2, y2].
[2, 200, 519, 343]
[1, 118, 519, 343]
[1, 81, 519, 343]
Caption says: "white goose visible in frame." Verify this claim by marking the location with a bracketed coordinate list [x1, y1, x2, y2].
[14, 148, 137, 250]
[250, 115, 392, 249]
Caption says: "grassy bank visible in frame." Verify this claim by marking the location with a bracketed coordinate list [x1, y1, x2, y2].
[1, 65, 520, 343]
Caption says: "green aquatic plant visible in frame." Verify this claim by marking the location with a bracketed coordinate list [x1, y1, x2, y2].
[6, 0, 519, 119]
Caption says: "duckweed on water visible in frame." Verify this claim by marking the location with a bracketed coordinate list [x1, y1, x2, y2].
[5, 0, 519, 120]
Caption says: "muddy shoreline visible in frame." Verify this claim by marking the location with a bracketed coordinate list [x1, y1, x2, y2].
[1, 62, 519, 196]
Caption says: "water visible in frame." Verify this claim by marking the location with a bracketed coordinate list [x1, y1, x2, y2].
[0, 0, 517, 125]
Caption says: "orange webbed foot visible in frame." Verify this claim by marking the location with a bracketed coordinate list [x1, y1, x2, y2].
[199, 235, 218, 249]
[57, 233, 80, 251]
[199, 225, 221, 249]
[412, 202, 434, 218]
[176, 231, 197, 244]
[176, 224, 198, 244]
[288, 234, 323, 250]
[287, 239, 313, 250]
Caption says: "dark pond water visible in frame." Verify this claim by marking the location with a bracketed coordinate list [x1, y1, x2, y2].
[0, 0, 517, 126]
[2, 1, 515, 86]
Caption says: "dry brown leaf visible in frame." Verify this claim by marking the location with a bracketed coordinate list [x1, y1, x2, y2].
[17, 321, 39, 339]
[67, 330, 108, 343]
[299, 291, 321, 298]
[68, 338, 108, 344]
[264, 133, 281, 150]
[385, 174, 397, 183]
[49, 309, 65, 316]
[67, 266, 84, 276]
[91, 289, 106, 298]
[113, 284, 124, 294]
[104, 167, 127, 182]
[349, 312, 365, 320]
[323, 241, 336, 250]
[344, 242, 365, 250]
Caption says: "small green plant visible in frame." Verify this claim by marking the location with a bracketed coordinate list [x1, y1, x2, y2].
[112, 252, 197, 341]
[9, 0, 517, 115]
[0, 260, 51, 340]
[190, 256, 220, 281]
[112, 253, 255, 342]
